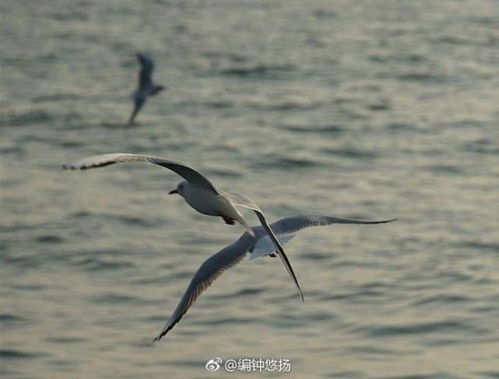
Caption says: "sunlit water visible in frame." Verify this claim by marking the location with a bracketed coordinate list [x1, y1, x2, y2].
[1, 1, 499, 378]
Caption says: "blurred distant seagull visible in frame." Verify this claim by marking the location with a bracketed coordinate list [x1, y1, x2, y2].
[128, 53, 165, 125]
[152, 215, 396, 341]
[63, 153, 305, 301]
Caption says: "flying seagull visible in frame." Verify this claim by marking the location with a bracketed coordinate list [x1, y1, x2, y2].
[128, 53, 165, 125]
[153, 214, 397, 341]
[63, 153, 304, 301]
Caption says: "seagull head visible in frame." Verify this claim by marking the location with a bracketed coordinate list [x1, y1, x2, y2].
[168, 181, 186, 197]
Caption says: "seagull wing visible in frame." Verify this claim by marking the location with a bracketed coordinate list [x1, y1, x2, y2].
[223, 191, 305, 302]
[154, 239, 250, 341]
[251, 215, 396, 260]
[269, 215, 397, 235]
[128, 97, 145, 125]
[137, 53, 155, 89]
[63, 153, 219, 193]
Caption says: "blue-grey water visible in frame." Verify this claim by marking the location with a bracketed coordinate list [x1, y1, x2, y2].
[1, 1, 499, 378]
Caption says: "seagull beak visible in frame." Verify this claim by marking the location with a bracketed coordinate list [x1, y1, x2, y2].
[168, 189, 178, 195]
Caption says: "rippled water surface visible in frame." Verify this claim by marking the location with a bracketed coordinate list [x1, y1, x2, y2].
[1, 1, 499, 378]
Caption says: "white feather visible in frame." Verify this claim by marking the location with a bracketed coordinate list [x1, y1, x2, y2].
[250, 234, 296, 260]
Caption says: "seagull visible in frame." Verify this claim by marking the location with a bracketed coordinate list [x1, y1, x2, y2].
[153, 214, 397, 341]
[63, 153, 304, 301]
[128, 53, 165, 125]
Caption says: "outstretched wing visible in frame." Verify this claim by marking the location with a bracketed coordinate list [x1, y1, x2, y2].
[154, 241, 249, 341]
[251, 215, 397, 260]
[224, 191, 305, 302]
[63, 153, 218, 193]
[128, 97, 145, 125]
[269, 215, 397, 235]
[137, 52, 155, 89]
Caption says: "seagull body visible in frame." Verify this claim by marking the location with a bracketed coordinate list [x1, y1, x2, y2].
[153, 215, 397, 341]
[128, 53, 165, 125]
[63, 153, 304, 300]
[169, 180, 249, 229]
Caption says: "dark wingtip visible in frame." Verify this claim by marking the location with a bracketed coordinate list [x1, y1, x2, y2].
[65, 161, 115, 171]
[62, 164, 90, 171]
[367, 218, 398, 224]
[153, 332, 166, 343]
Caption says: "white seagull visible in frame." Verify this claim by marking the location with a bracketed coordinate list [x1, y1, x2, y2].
[63, 153, 305, 301]
[128, 53, 165, 125]
[153, 214, 397, 341]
